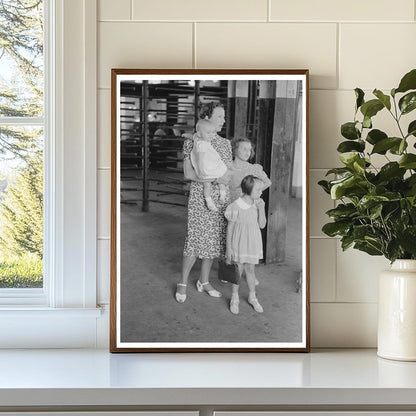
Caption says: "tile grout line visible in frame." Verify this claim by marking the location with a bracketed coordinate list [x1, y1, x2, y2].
[333, 228, 338, 303]
[98, 19, 415, 24]
[336, 22, 340, 90]
[193, 22, 197, 69]
[268, 0, 271, 22]
[130, 0, 133, 20]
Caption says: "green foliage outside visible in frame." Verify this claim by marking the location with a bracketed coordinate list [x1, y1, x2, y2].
[0, 0, 44, 287]
[0, 252, 42, 288]
[319, 69, 416, 263]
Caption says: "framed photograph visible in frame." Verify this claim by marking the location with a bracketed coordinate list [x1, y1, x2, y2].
[110, 69, 310, 352]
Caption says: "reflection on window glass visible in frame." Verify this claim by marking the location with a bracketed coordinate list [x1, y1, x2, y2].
[0, 0, 44, 289]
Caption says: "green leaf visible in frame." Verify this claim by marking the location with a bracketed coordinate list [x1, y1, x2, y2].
[318, 180, 331, 194]
[330, 176, 357, 199]
[360, 99, 384, 119]
[355, 88, 365, 110]
[341, 235, 355, 251]
[363, 116, 372, 129]
[386, 240, 402, 263]
[326, 203, 356, 220]
[337, 140, 365, 153]
[378, 162, 406, 182]
[373, 89, 391, 110]
[339, 152, 360, 167]
[325, 167, 352, 176]
[395, 69, 416, 94]
[322, 221, 351, 237]
[398, 227, 416, 255]
[341, 122, 360, 140]
[369, 203, 383, 220]
[387, 138, 407, 155]
[357, 195, 389, 211]
[366, 129, 387, 145]
[353, 158, 366, 174]
[407, 120, 416, 138]
[399, 154, 416, 169]
[353, 224, 373, 240]
[371, 137, 402, 154]
[354, 241, 383, 256]
[399, 92, 416, 115]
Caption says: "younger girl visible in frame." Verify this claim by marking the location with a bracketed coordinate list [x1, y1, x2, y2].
[224, 175, 267, 314]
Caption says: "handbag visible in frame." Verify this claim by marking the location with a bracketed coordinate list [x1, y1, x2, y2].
[218, 260, 240, 285]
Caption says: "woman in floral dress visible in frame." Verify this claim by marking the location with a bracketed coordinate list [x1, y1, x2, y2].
[175, 103, 232, 303]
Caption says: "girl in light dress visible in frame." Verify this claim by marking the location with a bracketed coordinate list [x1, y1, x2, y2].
[225, 175, 267, 314]
[225, 137, 271, 288]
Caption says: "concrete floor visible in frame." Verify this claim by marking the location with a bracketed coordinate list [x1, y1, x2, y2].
[120, 190, 303, 344]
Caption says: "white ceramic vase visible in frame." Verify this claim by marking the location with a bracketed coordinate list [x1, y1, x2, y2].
[378, 259, 416, 361]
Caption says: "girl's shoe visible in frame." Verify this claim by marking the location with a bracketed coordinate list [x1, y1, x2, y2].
[196, 280, 222, 297]
[175, 283, 187, 303]
[230, 294, 239, 314]
[248, 295, 263, 313]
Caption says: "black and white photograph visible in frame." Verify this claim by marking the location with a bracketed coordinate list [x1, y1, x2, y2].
[110, 69, 309, 352]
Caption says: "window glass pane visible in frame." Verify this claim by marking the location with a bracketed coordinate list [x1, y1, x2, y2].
[0, 0, 44, 117]
[0, 126, 43, 288]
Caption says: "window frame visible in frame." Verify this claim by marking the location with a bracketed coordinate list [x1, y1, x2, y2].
[0, 0, 100, 348]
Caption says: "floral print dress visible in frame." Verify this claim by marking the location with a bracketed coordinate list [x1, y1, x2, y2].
[183, 134, 232, 259]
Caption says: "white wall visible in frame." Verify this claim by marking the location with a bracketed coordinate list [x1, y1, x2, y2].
[96, 0, 416, 347]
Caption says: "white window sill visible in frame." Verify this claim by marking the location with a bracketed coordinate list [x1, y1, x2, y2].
[0, 349, 415, 409]
[0, 307, 105, 348]
[0, 307, 102, 317]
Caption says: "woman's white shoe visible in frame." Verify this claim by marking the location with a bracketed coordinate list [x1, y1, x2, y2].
[175, 283, 187, 303]
[196, 280, 222, 297]
[230, 295, 239, 314]
[248, 296, 263, 313]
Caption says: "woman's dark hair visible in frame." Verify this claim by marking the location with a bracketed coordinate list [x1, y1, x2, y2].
[231, 137, 255, 160]
[241, 175, 261, 196]
[199, 102, 224, 120]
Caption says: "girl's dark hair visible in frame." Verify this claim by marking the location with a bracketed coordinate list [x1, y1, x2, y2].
[199, 102, 224, 120]
[241, 175, 261, 196]
[231, 137, 255, 160]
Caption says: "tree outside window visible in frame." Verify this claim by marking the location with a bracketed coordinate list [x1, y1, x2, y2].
[0, 0, 44, 288]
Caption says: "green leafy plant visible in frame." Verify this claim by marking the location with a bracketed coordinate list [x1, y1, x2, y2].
[319, 69, 416, 262]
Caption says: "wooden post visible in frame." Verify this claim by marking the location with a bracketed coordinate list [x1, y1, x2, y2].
[194, 80, 200, 126]
[142, 81, 149, 212]
[233, 81, 249, 138]
[266, 80, 299, 264]
[255, 81, 275, 169]
[226, 81, 236, 139]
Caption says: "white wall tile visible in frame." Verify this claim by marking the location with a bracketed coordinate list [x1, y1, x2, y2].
[98, 169, 111, 238]
[97, 239, 110, 304]
[98, 89, 111, 168]
[340, 24, 416, 90]
[336, 245, 389, 303]
[310, 239, 336, 302]
[98, 22, 193, 89]
[98, 0, 131, 21]
[311, 303, 377, 347]
[309, 90, 351, 169]
[132, 0, 268, 21]
[196, 23, 338, 89]
[271, 0, 414, 22]
[309, 170, 334, 237]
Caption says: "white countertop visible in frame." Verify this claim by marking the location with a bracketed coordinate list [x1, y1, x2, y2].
[0, 349, 416, 407]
